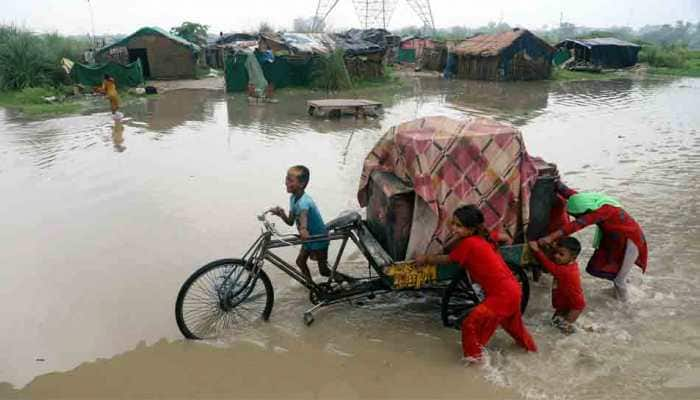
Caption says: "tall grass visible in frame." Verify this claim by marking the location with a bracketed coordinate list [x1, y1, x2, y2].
[0, 24, 90, 91]
[638, 45, 688, 68]
[312, 50, 353, 92]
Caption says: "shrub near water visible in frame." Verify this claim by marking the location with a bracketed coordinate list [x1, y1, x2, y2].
[0, 25, 90, 91]
[0, 26, 54, 90]
[312, 50, 353, 92]
[638, 45, 688, 68]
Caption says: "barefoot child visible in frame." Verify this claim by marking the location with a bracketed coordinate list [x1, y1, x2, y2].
[416, 205, 537, 361]
[98, 74, 121, 117]
[270, 166, 338, 284]
[529, 238, 585, 334]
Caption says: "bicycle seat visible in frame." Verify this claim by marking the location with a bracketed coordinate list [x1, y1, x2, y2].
[325, 211, 362, 231]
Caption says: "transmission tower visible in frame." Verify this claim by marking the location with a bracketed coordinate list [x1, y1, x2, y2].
[311, 0, 434, 32]
[404, 0, 435, 33]
[351, 0, 400, 30]
[312, 0, 341, 31]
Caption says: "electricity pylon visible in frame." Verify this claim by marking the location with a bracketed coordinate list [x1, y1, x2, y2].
[311, 0, 435, 32]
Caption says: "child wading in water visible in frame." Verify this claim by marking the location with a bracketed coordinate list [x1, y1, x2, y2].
[416, 205, 537, 362]
[99, 74, 121, 118]
[538, 184, 647, 301]
[271, 166, 350, 284]
[529, 238, 586, 334]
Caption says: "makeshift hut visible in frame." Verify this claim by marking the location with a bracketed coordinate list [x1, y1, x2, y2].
[205, 33, 257, 69]
[398, 36, 436, 63]
[420, 41, 448, 71]
[96, 27, 201, 79]
[451, 28, 554, 81]
[334, 32, 386, 79]
[556, 38, 641, 68]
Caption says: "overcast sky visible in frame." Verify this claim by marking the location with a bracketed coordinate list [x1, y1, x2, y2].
[3, 0, 699, 36]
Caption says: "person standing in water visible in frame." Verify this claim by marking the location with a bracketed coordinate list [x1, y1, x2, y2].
[99, 74, 120, 118]
[529, 237, 585, 334]
[416, 205, 537, 362]
[538, 183, 648, 301]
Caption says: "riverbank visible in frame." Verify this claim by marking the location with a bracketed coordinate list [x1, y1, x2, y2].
[647, 50, 700, 77]
[0, 87, 84, 117]
[0, 337, 513, 399]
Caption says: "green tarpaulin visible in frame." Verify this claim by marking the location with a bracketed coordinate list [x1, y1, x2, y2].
[224, 51, 316, 92]
[398, 48, 416, 63]
[70, 59, 145, 88]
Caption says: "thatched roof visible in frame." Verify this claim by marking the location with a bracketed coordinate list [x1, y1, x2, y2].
[453, 28, 552, 57]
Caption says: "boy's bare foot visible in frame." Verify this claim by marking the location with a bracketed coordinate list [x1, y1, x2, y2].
[552, 316, 576, 334]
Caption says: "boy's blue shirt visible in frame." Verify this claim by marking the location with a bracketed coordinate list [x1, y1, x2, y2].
[290, 192, 329, 251]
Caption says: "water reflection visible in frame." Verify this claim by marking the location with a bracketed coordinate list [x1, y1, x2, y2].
[225, 94, 383, 137]
[1, 77, 700, 400]
[127, 89, 220, 133]
[111, 122, 125, 152]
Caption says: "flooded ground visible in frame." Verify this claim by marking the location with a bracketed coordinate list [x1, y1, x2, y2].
[1, 76, 699, 399]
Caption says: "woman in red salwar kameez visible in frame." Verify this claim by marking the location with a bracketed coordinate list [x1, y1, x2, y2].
[538, 183, 648, 301]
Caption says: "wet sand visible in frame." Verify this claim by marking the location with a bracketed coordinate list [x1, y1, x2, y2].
[1, 76, 699, 399]
[1, 337, 512, 399]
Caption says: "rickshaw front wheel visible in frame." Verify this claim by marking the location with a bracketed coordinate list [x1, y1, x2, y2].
[175, 258, 274, 340]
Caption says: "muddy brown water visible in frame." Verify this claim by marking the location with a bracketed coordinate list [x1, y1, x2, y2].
[1, 77, 699, 399]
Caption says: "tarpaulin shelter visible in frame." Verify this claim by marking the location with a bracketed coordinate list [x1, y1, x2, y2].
[206, 33, 258, 69]
[334, 31, 387, 79]
[96, 27, 200, 79]
[70, 59, 144, 88]
[452, 28, 554, 80]
[223, 49, 268, 93]
[556, 38, 641, 68]
[358, 115, 541, 257]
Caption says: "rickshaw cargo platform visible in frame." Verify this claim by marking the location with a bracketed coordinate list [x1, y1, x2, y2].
[307, 99, 383, 118]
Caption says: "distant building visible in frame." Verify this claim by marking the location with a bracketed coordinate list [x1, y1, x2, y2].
[205, 33, 258, 69]
[398, 36, 436, 63]
[96, 27, 201, 79]
[556, 38, 641, 68]
[450, 28, 555, 81]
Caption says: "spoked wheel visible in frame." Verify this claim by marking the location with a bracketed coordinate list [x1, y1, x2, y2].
[175, 258, 274, 340]
[441, 271, 481, 329]
[440, 263, 531, 329]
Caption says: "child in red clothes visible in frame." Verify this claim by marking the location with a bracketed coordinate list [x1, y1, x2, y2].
[416, 205, 537, 361]
[529, 237, 585, 334]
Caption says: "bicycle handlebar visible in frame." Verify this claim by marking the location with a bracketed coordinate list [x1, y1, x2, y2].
[257, 210, 298, 240]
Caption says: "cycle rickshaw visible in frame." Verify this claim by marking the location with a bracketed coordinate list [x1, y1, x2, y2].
[175, 116, 558, 340]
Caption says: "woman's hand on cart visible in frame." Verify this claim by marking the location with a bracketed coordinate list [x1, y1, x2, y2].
[415, 254, 428, 266]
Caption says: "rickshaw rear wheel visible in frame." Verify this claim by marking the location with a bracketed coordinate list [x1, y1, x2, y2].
[175, 258, 274, 340]
[440, 263, 530, 329]
[440, 271, 480, 329]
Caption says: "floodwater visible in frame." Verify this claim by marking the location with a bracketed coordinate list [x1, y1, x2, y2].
[1, 76, 699, 399]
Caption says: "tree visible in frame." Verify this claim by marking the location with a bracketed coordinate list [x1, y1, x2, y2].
[170, 22, 209, 47]
[258, 22, 274, 34]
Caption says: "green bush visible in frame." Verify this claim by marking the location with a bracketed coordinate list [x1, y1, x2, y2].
[12, 87, 57, 104]
[0, 24, 90, 91]
[0, 26, 54, 90]
[312, 50, 353, 92]
[639, 45, 688, 68]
